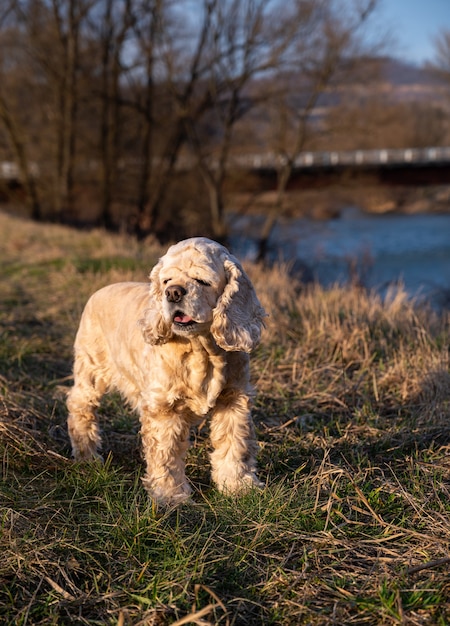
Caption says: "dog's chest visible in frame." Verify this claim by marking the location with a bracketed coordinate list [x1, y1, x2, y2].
[146, 341, 227, 416]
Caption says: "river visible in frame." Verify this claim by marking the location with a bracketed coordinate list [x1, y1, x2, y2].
[229, 209, 450, 309]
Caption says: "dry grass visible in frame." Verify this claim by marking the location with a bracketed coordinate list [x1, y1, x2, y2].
[1, 211, 450, 625]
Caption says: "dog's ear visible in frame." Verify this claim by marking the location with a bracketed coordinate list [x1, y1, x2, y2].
[139, 259, 173, 345]
[211, 256, 266, 352]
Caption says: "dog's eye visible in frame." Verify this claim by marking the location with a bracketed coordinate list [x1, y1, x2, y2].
[162, 278, 171, 285]
[195, 278, 211, 287]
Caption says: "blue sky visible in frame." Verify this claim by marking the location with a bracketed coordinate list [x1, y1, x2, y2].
[378, 0, 450, 65]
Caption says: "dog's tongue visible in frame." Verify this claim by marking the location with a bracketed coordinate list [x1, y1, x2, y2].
[174, 314, 193, 324]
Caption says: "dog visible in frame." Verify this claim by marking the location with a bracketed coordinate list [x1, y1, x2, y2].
[67, 237, 267, 505]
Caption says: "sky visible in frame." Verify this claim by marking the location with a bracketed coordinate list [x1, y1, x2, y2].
[378, 0, 450, 65]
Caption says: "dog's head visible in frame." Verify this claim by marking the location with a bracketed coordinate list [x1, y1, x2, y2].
[140, 237, 266, 352]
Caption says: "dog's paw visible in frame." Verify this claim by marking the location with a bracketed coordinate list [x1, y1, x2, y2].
[72, 449, 104, 464]
[142, 476, 192, 507]
[215, 471, 263, 495]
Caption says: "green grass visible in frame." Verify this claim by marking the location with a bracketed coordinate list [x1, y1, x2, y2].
[1, 211, 450, 624]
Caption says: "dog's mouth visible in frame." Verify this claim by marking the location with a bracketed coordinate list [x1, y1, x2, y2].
[173, 311, 197, 329]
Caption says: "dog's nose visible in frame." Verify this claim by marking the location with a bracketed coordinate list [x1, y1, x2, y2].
[165, 284, 186, 303]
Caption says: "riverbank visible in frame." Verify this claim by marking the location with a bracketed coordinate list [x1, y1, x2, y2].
[228, 183, 450, 221]
[1, 212, 450, 624]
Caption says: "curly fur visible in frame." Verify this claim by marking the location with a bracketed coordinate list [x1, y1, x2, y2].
[67, 237, 267, 506]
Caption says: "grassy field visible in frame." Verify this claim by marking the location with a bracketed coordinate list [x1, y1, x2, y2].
[1, 211, 450, 625]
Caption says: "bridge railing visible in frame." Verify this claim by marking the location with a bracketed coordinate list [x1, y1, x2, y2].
[232, 146, 450, 170]
[2, 147, 450, 182]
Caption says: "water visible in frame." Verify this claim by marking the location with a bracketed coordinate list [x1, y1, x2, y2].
[229, 209, 450, 308]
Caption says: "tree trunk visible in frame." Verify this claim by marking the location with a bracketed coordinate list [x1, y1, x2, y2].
[51, 0, 82, 222]
[0, 94, 41, 220]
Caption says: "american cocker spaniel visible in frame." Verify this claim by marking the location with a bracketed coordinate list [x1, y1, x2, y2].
[67, 237, 267, 506]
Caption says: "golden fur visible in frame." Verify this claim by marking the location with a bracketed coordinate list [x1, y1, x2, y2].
[67, 237, 266, 505]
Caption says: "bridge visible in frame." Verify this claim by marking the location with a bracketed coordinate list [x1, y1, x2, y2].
[232, 146, 450, 188]
[2, 146, 450, 186]
[234, 146, 450, 170]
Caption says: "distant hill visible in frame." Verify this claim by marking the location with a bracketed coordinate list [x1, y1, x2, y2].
[380, 57, 440, 86]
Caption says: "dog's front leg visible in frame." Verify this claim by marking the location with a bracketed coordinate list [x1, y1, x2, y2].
[67, 365, 106, 462]
[140, 411, 192, 506]
[209, 391, 262, 494]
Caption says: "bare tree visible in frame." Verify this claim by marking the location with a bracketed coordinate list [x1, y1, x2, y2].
[87, 0, 134, 228]
[126, 0, 222, 239]
[427, 30, 450, 146]
[0, 94, 42, 220]
[126, 0, 166, 237]
[9, 0, 96, 219]
[0, 1, 42, 219]
[255, 0, 383, 262]
[431, 29, 450, 79]
[183, 0, 292, 240]
[50, 0, 97, 219]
